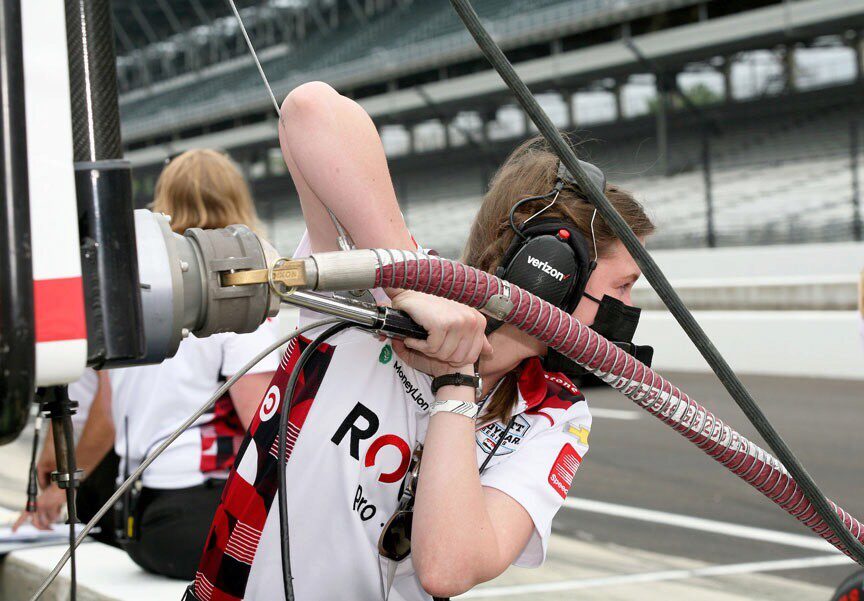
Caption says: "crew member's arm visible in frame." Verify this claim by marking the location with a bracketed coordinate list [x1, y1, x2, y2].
[229, 373, 275, 430]
[278, 81, 415, 259]
[15, 372, 115, 530]
[413, 399, 536, 597]
[392, 301, 533, 596]
[280, 82, 517, 596]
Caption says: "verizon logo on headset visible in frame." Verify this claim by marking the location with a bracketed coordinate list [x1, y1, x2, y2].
[527, 255, 571, 282]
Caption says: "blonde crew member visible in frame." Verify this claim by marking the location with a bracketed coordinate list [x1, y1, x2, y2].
[111, 150, 282, 580]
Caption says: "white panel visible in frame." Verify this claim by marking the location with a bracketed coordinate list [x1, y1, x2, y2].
[23, 0, 87, 385]
[22, 0, 80, 280]
[35, 341, 89, 386]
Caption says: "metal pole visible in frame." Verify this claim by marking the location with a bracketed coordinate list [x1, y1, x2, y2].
[851, 119, 862, 242]
[0, 0, 35, 444]
[702, 126, 716, 247]
[65, 0, 145, 366]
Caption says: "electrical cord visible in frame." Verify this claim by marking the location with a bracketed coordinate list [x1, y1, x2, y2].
[66, 486, 77, 601]
[449, 0, 864, 564]
[277, 321, 355, 601]
[25, 410, 41, 513]
[27, 318, 341, 601]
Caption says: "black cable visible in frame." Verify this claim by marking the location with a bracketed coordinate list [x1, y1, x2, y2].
[448, 0, 864, 564]
[278, 322, 355, 601]
[478, 416, 516, 474]
[25, 412, 41, 514]
[66, 487, 77, 601]
[508, 191, 557, 240]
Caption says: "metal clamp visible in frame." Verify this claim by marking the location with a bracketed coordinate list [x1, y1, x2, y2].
[483, 280, 513, 320]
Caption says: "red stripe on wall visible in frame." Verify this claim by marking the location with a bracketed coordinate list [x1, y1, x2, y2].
[33, 277, 86, 342]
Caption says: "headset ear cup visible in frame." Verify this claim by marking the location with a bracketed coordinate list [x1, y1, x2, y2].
[502, 235, 577, 309]
[496, 218, 593, 313]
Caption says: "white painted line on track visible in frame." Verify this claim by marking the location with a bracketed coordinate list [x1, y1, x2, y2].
[459, 555, 851, 598]
[587, 407, 641, 420]
[562, 497, 839, 552]
[457, 555, 852, 599]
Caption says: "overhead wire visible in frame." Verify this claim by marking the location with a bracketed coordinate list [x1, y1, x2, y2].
[224, 0, 355, 252]
[28, 318, 342, 601]
[447, 0, 864, 564]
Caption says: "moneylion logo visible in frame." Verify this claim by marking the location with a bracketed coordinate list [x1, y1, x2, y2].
[526, 256, 571, 282]
[392, 360, 429, 411]
[379, 344, 393, 364]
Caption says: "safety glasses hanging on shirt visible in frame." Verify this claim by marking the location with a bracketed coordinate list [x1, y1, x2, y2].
[378, 410, 518, 563]
[378, 443, 422, 562]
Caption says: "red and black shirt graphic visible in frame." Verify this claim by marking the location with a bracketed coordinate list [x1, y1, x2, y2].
[200, 393, 244, 475]
[194, 336, 335, 601]
[518, 357, 586, 424]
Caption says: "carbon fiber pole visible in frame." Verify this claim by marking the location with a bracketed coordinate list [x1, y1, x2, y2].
[64, 0, 122, 161]
[448, 0, 864, 565]
[65, 0, 144, 366]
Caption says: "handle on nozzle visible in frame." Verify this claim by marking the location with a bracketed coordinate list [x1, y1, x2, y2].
[377, 307, 428, 340]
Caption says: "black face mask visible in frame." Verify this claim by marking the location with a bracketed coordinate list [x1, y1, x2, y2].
[544, 293, 653, 383]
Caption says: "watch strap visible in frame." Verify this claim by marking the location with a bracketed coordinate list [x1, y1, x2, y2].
[431, 372, 481, 396]
[429, 399, 480, 420]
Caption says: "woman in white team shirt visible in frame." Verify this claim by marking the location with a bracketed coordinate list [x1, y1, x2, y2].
[190, 83, 654, 601]
[108, 150, 282, 580]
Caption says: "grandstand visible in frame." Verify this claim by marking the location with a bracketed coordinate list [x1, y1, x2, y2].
[117, 0, 864, 257]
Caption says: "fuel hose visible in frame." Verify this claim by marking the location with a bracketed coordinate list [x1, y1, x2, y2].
[290, 247, 864, 562]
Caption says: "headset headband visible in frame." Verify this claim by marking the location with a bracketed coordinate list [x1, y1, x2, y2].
[556, 158, 607, 196]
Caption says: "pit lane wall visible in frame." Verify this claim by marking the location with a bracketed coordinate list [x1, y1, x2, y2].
[631, 242, 864, 380]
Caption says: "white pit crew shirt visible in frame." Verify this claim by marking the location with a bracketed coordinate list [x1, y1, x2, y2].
[192, 235, 592, 601]
[110, 319, 281, 489]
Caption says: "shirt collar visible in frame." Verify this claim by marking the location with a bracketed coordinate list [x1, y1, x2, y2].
[479, 357, 579, 422]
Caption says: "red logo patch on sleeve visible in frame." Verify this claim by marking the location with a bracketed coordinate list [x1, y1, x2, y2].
[548, 443, 582, 499]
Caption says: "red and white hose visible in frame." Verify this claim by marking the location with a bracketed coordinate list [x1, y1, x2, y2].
[318, 249, 862, 556]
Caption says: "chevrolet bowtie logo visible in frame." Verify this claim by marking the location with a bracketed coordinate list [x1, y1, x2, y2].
[566, 424, 590, 445]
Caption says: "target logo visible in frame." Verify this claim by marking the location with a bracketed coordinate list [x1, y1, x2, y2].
[258, 385, 281, 422]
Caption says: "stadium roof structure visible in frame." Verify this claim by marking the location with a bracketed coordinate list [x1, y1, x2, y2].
[121, 0, 864, 159]
[112, 0, 262, 52]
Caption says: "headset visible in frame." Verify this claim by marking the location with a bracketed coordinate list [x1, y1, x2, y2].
[491, 158, 654, 379]
[488, 158, 608, 375]
[489, 158, 606, 328]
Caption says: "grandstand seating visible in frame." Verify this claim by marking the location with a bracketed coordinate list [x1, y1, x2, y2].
[119, 0, 650, 138]
[262, 97, 859, 257]
[123, 0, 863, 253]
[378, 154, 861, 259]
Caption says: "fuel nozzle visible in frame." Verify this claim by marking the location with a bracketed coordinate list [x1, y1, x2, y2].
[131, 210, 280, 365]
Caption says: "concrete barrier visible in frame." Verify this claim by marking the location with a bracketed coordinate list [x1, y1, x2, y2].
[637, 310, 864, 380]
[0, 541, 187, 601]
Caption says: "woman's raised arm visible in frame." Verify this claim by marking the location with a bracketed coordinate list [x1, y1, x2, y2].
[278, 82, 415, 255]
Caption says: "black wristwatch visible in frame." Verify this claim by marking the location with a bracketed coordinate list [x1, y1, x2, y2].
[431, 372, 482, 398]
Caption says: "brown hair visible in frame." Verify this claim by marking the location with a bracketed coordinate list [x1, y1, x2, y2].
[152, 149, 261, 234]
[463, 136, 655, 424]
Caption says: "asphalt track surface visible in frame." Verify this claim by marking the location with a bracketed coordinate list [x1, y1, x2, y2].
[558, 372, 864, 590]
